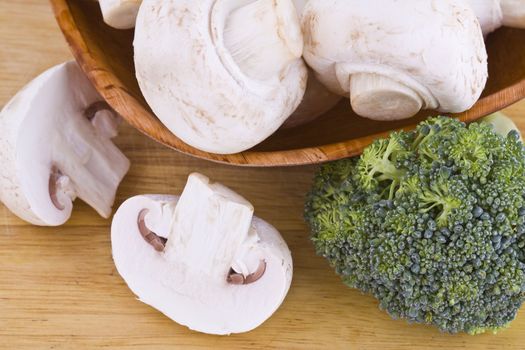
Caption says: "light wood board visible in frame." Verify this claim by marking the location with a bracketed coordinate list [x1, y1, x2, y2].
[1, 1, 525, 349]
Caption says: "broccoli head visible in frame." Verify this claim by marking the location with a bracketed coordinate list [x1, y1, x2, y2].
[305, 116, 525, 334]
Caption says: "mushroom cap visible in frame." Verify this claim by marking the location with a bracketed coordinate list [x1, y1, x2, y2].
[282, 66, 342, 129]
[302, 0, 488, 113]
[481, 112, 522, 141]
[111, 180, 293, 335]
[465, 0, 503, 36]
[500, 0, 525, 28]
[134, 0, 307, 154]
[98, 0, 142, 30]
[292, 0, 308, 14]
[0, 61, 129, 226]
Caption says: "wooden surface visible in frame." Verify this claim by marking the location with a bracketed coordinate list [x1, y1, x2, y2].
[50, 0, 525, 166]
[1, 1, 525, 349]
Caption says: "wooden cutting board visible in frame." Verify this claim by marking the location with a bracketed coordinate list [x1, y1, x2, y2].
[1, 1, 524, 349]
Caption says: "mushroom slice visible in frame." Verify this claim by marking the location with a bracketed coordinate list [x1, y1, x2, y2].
[111, 173, 293, 335]
[302, 0, 488, 121]
[0, 61, 130, 226]
[134, 0, 307, 154]
[98, 0, 142, 30]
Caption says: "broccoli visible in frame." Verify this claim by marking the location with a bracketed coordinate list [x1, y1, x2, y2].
[305, 116, 525, 334]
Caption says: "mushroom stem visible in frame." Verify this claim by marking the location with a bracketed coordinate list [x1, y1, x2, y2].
[164, 173, 260, 285]
[85, 101, 120, 139]
[349, 73, 424, 121]
[223, 0, 303, 81]
[500, 0, 525, 28]
[51, 107, 130, 219]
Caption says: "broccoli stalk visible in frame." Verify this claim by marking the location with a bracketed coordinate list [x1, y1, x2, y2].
[305, 116, 525, 334]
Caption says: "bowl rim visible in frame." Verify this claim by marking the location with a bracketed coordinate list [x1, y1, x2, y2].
[50, 0, 525, 167]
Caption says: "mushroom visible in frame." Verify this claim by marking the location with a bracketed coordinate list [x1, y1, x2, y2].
[500, 0, 525, 28]
[0, 61, 130, 226]
[105, 0, 331, 129]
[292, 0, 308, 13]
[111, 173, 293, 335]
[302, 0, 488, 121]
[481, 112, 522, 141]
[282, 67, 342, 129]
[465, 0, 525, 36]
[281, 0, 342, 129]
[134, 0, 307, 154]
[98, 0, 142, 30]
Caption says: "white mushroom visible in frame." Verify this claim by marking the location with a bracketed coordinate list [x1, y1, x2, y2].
[98, 0, 142, 30]
[500, 0, 525, 28]
[0, 61, 130, 226]
[282, 67, 342, 129]
[465, 0, 525, 36]
[111, 173, 293, 335]
[282, 0, 342, 129]
[481, 112, 522, 141]
[302, 0, 488, 121]
[292, 0, 308, 13]
[467, 0, 504, 35]
[134, 0, 307, 154]
[100, 0, 332, 129]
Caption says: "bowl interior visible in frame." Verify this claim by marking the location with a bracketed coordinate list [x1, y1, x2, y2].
[53, 0, 525, 166]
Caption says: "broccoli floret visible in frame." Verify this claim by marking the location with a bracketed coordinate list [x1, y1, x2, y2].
[305, 116, 525, 334]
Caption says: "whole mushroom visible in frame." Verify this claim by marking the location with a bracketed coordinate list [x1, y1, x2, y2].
[481, 112, 522, 141]
[102, 0, 336, 130]
[134, 0, 308, 154]
[98, 0, 142, 29]
[282, 0, 342, 129]
[466, 0, 525, 36]
[302, 0, 488, 121]
[111, 173, 293, 335]
[282, 67, 342, 129]
[0, 61, 130, 226]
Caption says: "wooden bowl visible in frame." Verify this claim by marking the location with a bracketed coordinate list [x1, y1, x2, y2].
[51, 0, 525, 167]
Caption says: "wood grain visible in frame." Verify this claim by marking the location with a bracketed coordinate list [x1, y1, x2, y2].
[49, 0, 525, 166]
[0, 1, 525, 349]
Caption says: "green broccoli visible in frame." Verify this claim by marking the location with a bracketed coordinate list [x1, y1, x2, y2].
[305, 116, 525, 334]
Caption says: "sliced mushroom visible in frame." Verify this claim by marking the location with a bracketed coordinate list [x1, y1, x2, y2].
[98, 0, 142, 30]
[0, 61, 130, 226]
[466, 0, 525, 36]
[134, 0, 307, 154]
[111, 173, 293, 335]
[302, 0, 488, 121]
